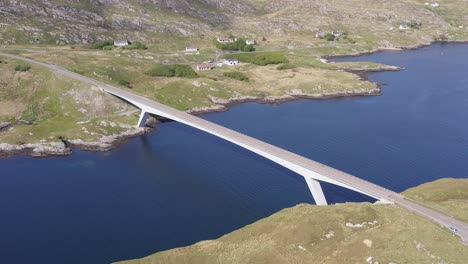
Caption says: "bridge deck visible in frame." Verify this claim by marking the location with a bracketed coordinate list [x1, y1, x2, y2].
[2, 52, 467, 245]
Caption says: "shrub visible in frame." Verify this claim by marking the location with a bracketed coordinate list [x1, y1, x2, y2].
[107, 69, 133, 88]
[216, 37, 255, 52]
[123, 42, 147, 50]
[173, 64, 198, 78]
[228, 52, 289, 66]
[277, 63, 297, 70]
[92, 40, 114, 50]
[14, 63, 31, 72]
[117, 79, 132, 88]
[243, 44, 255, 52]
[146, 64, 198, 78]
[146, 64, 175, 77]
[324, 33, 335, 41]
[224, 71, 249, 82]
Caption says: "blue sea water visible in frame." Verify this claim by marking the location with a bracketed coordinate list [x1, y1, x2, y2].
[0, 43, 467, 264]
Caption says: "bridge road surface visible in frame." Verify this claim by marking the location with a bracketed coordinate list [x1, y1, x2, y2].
[1, 52, 467, 245]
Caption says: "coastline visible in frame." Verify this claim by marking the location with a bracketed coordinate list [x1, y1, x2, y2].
[1, 40, 465, 158]
[0, 88, 380, 158]
[323, 40, 468, 60]
[0, 127, 151, 158]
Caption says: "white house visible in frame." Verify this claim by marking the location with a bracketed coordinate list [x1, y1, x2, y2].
[223, 58, 239, 66]
[332, 31, 342, 38]
[114, 40, 129, 47]
[196, 63, 215, 71]
[425, 2, 440, 8]
[217, 37, 236, 43]
[246, 40, 256, 45]
[186, 46, 199, 53]
[399, 24, 410, 30]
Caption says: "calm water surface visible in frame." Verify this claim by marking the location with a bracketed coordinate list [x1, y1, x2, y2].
[0, 43, 467, 264]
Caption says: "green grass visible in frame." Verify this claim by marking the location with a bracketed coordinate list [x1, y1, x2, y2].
[14, 63, 31, 72]
[403, 178, 468, 222]
[223, 71, 249, 82]
[276, 63, 297, 70]
[145, 64, 198, 78]
[227, 52, 289, 66]
[0, 56, 138, 144]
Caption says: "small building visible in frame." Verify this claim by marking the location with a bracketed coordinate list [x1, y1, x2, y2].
[245, 40, 256, 45]
[399, 24, 410, 30]
[114, 40, 129, 47]
[186, 46, 199, 53]
[217, 37, 236, 43]
[196, 63, 215, 71]
[425, 2, 440, 8]
[331, 31, 342, 38]
[223, 58, 239, 66]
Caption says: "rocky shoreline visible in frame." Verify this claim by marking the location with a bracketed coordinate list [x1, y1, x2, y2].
[187, 87, 381, 115]
[4, 41, 464, 159]
[0, 127, 151, 158]
[323, 40, 468, 60]
[0, 87, 380, 158]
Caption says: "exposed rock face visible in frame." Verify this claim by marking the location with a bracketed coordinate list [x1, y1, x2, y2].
[0, 0, 462, 45]
[0, 141, 71, 157]
[0, 127, 150, 157]
[0, 0, 256, 44]
[67, 127, 150, 152]
[0, 122, 11, 132]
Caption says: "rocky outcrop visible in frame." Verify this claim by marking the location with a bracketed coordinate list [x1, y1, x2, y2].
[193, 88, 381, 114]
[0, 0, 256, 44]
[0, 122, 11, 132]
[0, 141, 71, 157]
[0, 127, 150, 158]
[67, 127, 150, 152]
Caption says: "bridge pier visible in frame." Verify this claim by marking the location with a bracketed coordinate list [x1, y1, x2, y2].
[304, 177, 327, 205]
[137, 110, 149, 127]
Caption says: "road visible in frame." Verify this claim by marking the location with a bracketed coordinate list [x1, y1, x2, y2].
[1, 52, 467, 245]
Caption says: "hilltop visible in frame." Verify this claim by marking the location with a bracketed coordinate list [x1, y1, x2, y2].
[115, 178, 468, 264]
[0, 0, 467, 48]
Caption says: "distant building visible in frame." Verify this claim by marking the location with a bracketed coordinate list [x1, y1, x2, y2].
[425, 2, 440, 8]
[217, 37, 236, 43]
[186, 46, 199, 53]
[399, 24, 410, 30]
[245, 40, 256, 45]
[196, 63, 215, 71]
[331, 31, 342, 38]
[223, 58, 239, 66]
[114, 40, 129, 47]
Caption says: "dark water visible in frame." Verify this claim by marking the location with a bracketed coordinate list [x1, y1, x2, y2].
[1, 43, 467, 264]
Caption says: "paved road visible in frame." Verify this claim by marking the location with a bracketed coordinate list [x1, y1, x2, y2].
[2, 52, 467, 245]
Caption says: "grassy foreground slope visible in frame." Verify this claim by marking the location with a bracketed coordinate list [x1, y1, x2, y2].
[403, 178, 468, 223]
[116, 178, 468, 264]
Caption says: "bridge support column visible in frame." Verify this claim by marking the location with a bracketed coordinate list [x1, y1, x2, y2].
[137, 110, 149, 127]
[305, 177, 328, 206]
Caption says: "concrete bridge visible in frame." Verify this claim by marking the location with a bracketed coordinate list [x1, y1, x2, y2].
[1, 52, 467, 245]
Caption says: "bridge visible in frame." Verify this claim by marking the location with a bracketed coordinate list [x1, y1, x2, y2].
[2, 52, 467, 245]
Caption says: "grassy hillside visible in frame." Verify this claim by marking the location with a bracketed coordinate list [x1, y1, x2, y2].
[0, 56, 138, 145]
[403, 178, 468, 223]
[115, 178, 468, 264]
[0, 0, 466, 49]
